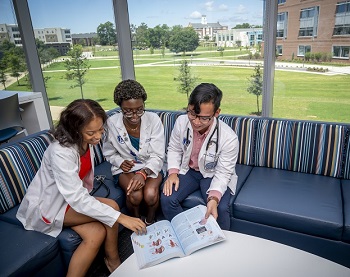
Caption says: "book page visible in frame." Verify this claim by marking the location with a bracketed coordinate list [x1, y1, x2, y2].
[171, 205, 226, 256]
[131, 220, 184, 269]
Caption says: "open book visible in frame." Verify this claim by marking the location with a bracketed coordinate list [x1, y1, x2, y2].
[131, 205, 226, 269]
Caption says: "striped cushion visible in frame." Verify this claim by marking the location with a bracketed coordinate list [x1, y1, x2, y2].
[219, 115, 256, 165]
[343, 127, 350, 179]
[255, 119, 346, 178]
[93, 142, 105, 166]
[0, 131, 54, 213]
[152, 110, 185, 152]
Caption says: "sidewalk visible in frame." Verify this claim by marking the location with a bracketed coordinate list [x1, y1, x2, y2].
[50, 106, 65, 121]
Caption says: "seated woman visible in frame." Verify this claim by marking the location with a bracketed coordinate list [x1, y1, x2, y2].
[16, 99, 146, 277]
[103, 79, 165, 226]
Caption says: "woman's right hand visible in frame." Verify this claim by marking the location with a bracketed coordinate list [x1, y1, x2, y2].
[120, 160, 134, 172]
[117, 213, 147, 235]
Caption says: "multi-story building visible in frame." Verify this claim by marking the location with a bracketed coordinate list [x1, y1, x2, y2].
[34, 27, 71, 44]
[0, 24, 71, 55]
[71, 33, 98, 46]
[216, 28, 263, 48]
[188, 15, 228, 41]
[0, 24, 21, 45]
[276, 0, 350, 62]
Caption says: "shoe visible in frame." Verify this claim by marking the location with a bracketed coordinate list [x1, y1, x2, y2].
[104, 257, 113, 273]
[144, 218, 155, 226]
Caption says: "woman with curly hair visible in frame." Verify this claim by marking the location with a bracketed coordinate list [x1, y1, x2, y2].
[103, 79, 165, 226]
[17, 99, 146, 276]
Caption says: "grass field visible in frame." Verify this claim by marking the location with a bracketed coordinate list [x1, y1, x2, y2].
[6, 51, 350, 123]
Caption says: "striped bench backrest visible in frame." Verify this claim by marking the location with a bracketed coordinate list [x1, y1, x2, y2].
[0, 131, 54, 213]
[254, 118, 347, 178]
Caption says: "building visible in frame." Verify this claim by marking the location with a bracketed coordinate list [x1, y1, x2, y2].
[71, 33, 98, 46]
[276, 0, 350, 62]
[0, 24, 71, 55]
[216, 28, 263, 48]
[0, 24, 21, 45]
[34, 27, 71, 44]
[188, 15, 228, 41]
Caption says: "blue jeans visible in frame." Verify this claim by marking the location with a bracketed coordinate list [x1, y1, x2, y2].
[161, 168, 231, 230]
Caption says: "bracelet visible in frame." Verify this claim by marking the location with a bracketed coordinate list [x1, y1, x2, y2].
[135, 171, 147, 181]
[207, 196, 219, 206]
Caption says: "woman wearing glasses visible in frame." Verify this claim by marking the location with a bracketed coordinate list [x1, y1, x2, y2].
[103, 79, 165, 226]
[161, 83, 239, 230]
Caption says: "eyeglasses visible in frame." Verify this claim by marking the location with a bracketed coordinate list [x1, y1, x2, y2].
[186, 110, 214, 123]
[122, 108, 145, 118]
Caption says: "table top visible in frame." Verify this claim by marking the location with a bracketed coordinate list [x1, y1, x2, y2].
[110, 230, 350, 277]
[0, 90, 42, 102]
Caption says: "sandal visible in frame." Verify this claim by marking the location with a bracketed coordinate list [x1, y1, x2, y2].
[144, 218, 155, 226]
[104, 257, 113, 273]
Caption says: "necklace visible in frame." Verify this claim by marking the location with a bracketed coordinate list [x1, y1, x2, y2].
[124, 120, 140, 132]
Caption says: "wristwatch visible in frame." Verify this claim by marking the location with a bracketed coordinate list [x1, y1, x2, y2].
[207, 196, 219, 206]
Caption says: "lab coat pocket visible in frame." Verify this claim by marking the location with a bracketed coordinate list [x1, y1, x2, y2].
[31, 206, 55, 233]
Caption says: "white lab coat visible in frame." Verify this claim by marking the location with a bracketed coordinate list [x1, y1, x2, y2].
[167, 115, 239, 195]
[103, 111, 165, 177]
[16, 141, 120, 238]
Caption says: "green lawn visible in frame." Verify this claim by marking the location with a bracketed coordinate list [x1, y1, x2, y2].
[7, 60, 350, 123]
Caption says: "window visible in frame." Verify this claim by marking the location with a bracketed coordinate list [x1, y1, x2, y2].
[276, 45, 283, 55]
[336, 1, 350, 13]
[298, 45, 311, 56]
[334, 2, 350, 35]
[277, 12, 288, 38]
[333, 46, 350, 58]
[299, 27, 314, 37]
[299, 7, 319, 37]
[278, 0, 286, 4]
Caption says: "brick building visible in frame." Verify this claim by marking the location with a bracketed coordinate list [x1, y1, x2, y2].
[276, 0, 350, 62]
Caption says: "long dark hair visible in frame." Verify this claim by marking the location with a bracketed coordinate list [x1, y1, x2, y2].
[188, 83, 222, 114]
[54, 99, 107, 151]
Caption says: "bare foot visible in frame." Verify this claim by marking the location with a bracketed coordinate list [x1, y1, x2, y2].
[104, 257, 122, 273]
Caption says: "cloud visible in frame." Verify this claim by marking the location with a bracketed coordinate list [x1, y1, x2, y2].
[188, 11, 202, 19]
[237, 4, 246, 14]
[205, 1, 214, 11]
[218, 4, 228, 11]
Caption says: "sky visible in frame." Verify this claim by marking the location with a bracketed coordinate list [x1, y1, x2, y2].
[0, 0, 264, 34]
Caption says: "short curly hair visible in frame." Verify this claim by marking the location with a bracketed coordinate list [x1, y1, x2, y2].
[114, 79, 147, 106]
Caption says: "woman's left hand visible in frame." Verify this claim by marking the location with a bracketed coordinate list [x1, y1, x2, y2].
[126, 174, 145, 195]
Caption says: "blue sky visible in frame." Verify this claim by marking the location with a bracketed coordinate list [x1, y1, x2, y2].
[1, 0, 264, 33]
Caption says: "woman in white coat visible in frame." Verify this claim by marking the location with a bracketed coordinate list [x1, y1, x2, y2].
[103, 79, 165, 226]
[16, 99, 146, 277]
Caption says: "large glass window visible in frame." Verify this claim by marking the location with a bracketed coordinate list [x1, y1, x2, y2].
[333, 46, 350, 58]
[274, 0, 350, 123]
[128, 0, 264, 115]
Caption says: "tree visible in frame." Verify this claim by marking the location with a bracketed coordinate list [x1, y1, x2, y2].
[8, 53, 26, 86]
[0, 54, 7, 89]
[169, 27, 199, 55]
[247, 64, 263, 115]
[65, 45, 90, 99]
[176, 60, 198, 100]
[135, 23, 150, 49]
[97, 21, 116, 45]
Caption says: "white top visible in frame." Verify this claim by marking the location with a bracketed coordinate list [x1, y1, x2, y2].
[110, 230, 350, 277]
[17, 141, 120, 237]
[167, 115, 239, 195]
[103, 111, 165, 177]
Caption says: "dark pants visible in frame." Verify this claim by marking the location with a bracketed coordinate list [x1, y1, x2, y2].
[160, 168, 231, 230]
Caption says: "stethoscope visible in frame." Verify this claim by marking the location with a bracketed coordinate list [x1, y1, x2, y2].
[183, 119, 219, 172]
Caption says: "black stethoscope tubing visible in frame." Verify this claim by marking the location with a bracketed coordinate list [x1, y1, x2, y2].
[185, 119, 219, 154]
